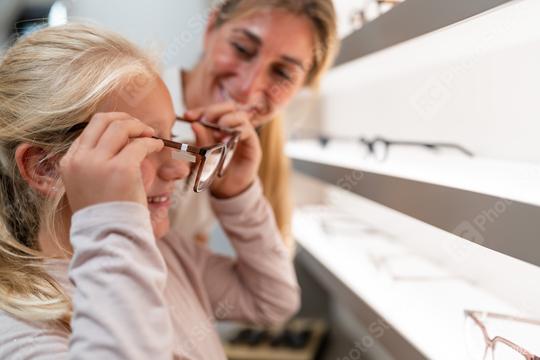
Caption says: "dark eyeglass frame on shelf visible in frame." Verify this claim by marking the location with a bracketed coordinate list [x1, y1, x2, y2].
[67, 116, 241, 193]
[361, 136, 474, 160]
[295, 134, 474, 160]
[465, 310, 540, 360]
[350, 0, 405, 31]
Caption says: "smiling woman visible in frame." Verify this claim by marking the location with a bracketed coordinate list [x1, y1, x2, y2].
[167, 0, 339, 249]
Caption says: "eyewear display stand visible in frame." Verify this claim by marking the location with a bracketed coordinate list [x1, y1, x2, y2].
[288, 141, 540, 357]
[292, 205, 539, 359]
[287, 140, 540, 268]
[335, 0, 514, 66]
[288, 0, 540, 357]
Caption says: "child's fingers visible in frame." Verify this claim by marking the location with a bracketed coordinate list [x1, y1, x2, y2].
[77, 112, 132, 150]
[95, 118, 156, 157]
[115, 137, 164, 165]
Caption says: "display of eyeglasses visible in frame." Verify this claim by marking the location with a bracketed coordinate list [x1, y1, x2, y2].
[287, 135, 540, 357]
[293, 204, 540, 359]
[288, 1, 540, 358]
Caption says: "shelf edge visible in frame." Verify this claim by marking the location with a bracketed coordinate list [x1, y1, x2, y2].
[292, 157, 540, 267]
[335, 0, 514, 66]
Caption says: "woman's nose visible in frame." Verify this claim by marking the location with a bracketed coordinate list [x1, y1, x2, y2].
[158, 157, 190, 182]
[236, 63, 266, 103]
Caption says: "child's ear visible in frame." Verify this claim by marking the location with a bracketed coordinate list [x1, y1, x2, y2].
[15, 143, 60, 197]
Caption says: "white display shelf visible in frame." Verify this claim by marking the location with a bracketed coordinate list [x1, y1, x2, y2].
[286, 140, 540, 267]
[286, 140, 540, 206]
[293, 206, 540, 360]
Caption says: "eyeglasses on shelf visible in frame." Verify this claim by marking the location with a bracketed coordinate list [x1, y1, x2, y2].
[291, 134, 474, 161]
[350, 0, 405, 31]
[464, 310, 540, 360]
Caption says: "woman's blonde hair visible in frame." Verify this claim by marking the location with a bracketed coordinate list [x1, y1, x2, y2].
[0, 23, 158, 329]
[214, 0, 339, 247]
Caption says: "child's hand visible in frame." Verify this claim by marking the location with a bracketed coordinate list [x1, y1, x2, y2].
[60, 112, 164, 213]
[184, 102, 262, 198]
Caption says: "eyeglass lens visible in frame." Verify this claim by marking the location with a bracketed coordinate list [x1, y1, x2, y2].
[197, 146, 224, 192]
[220, 137, 238, 176]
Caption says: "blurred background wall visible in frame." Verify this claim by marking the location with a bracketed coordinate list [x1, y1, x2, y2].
[0, 0, 213, 68]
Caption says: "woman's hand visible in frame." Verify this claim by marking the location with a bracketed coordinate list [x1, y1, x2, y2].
[184, 102, 262, 198]
[60, 112, 164, 213]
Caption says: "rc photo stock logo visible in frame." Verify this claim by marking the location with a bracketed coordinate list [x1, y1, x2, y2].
[445, 198, 513, 263]
[118, 72, 160, 108]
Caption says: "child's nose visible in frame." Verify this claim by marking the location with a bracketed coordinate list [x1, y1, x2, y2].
[158, 158, 190, 182]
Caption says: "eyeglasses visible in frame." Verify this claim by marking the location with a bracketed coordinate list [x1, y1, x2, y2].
[67, 116, 240, 193]
[350, 0, 405, 31]
[464, 310, 540, 360]
[361, 137, 474, 161]
[293, 134, 474, 161]
[167, 116, 240, 192]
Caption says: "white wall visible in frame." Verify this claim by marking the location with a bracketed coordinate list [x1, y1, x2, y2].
[68, 0, 211, 68]
[317, 0, 540, 165]
[0, 0, 56, 48]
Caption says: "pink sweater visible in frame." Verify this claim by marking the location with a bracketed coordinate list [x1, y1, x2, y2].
[0, 180, 300, 359]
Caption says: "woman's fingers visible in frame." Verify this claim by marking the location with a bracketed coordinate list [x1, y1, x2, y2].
[184, 102, 256, 149]
[95, 118, 156, 157]
[216, 112, 254, 141]
[184, 101, 237, 123]
[191, 123, 215, 147]
[201, 101, 238, 123]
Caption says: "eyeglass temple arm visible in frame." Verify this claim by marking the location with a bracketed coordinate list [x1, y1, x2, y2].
[154, 137, 198, 163]
[175, 116, 238, 135]
[465, 309, 540, 326]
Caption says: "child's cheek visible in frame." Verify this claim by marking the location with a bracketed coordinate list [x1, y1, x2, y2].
[140, 159, 156, 193]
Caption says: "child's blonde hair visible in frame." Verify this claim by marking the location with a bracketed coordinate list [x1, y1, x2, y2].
[0, 23, 158, 330]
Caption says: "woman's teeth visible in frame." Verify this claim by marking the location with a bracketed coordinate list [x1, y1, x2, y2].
[147, 196, 169, 204]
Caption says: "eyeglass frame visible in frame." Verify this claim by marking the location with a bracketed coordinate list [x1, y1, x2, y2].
[464, 310, 540, 360]
[362, 136, 474, 160]
[66, 116, 241, 193]
[166, 116, 240, 192]
[292, 133, 474, 160]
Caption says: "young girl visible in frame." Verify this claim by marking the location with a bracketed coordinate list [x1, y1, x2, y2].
[0, 23, 299, 359]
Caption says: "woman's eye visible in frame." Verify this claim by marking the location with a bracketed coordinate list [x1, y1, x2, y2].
[274, 66, 293, 82]
[231, 42, 254, 58]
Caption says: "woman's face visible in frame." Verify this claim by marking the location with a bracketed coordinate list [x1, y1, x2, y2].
[103, 78, 190, 239]
[198, 9, 316, 127]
